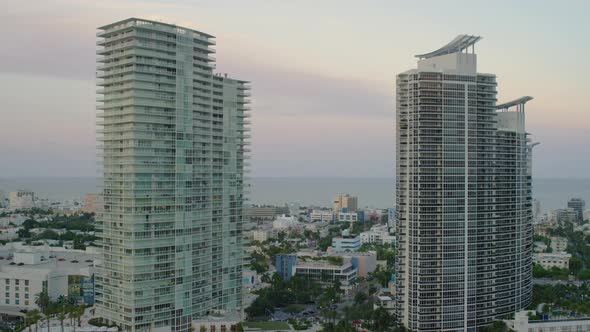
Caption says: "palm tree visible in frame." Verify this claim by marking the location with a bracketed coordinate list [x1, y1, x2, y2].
[28, 309, 42, 332]
[57, 307, 67, 332]
[34, 291, 51, 332]
[68, 306, 84, 331]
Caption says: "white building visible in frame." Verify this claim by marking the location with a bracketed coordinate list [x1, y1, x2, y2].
[337, 212, 359, 223]
[331, 232, 361, 252]
[292, 258, 357, 291]
[0, 247, 98, 314]
[310, 210, 334, 223]
[533, 252, 571, 269]
[505, 310, 590, 332]
[8, 191, 35, 210]
[360, 224, 395, 245]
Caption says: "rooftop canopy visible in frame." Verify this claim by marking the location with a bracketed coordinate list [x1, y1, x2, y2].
[496, 96, 534, 110]
[415, 34, 482, 59]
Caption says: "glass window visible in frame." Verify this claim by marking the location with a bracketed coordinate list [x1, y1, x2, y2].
[24, 280, 29, 286]
[15, 280, 19, 285]
[4, 299, 8, 304]
[15, 299, 19, 305]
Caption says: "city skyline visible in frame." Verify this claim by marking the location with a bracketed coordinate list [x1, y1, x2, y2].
[1, 0, 590, 179]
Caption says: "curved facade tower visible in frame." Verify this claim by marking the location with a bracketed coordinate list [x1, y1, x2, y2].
[95, 18, 250, 331]
[395, 35, 533, 331]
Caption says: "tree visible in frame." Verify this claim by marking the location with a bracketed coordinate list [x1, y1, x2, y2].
[570, 256, 583, 274]
[25, 309, 42, 332]
[57, 307, 67, 332]
[34, 290, 51, 332]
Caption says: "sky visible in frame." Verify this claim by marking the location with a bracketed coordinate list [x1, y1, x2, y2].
[0, 0, 588, 178]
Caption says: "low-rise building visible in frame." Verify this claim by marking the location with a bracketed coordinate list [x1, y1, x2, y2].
[533, 252, 571, 269]
[337, 211, 363, 223]
[244, 205, 290, 221]
[292, 258, 357, 290]
[310, 210, 334, 223]
[359, 224, 395, 245]
[0, 247, 98, 313]
[505, 310, 590, 332]
[331, 232, 361, 253]
[550, 236, 568, 252]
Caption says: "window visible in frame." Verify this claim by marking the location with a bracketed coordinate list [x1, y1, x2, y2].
[24, 280, 29, 286]
[15, 280, 19, 285]
[15, 299, 19, 305]
[4, 279, 8, 284]
[4, 299, 8, 304]
[25, 300, 29, 305]
[5, 286, 8, 291]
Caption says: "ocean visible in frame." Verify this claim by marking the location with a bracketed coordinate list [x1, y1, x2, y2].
[0, 177, 588, 213]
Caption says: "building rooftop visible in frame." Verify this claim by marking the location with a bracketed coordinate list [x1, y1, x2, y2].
[415, 34, 482, 59]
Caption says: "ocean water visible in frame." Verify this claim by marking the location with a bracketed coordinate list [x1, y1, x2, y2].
[0, 177, 588, 212]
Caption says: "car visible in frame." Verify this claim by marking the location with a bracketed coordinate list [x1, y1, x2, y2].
[71, 260, 79, 263]
[58, 258, 65, 261]
[9, 262, 15, 265]
[0, 257, 4, 260]
[85, 259, 93, 262]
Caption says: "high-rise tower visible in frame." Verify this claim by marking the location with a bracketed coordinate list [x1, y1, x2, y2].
[95, 18, 250, 331]
[395, 35, 533, 331]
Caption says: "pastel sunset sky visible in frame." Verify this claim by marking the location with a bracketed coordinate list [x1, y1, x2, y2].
[0, 0, 588, 178]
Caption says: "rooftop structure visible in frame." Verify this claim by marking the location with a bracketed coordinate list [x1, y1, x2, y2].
[415, 34, 482, 59]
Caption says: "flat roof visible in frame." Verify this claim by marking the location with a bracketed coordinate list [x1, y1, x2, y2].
[98, 17, 214, 38]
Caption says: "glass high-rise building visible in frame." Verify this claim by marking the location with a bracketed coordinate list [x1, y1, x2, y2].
[395, 35, 534, 331]
[95, 18, 250, 332]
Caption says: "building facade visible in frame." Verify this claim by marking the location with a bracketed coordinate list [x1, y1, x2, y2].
[555, 208, 577, 225]
[8, 191, 35, 210]
[533, 252, 571, 269]
[395, 35, 534, 331]
[567, 198, 586, 223]
[333, 194, 358, 212]
[95, 18, 249, 331]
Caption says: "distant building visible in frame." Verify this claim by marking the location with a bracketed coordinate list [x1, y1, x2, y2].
[347, 252, 377, 278]
[275, 254, 297, 280]
[336, 211, 359, 223]
[550, 236, 568, 252]
[555, 208, 577, 224]
[331, 232, 361, 252]
[567, 198, 586, 222]
[310, 210, 334, 223]
[387, 208, 395, 228]
[81, 193, 99, 214]
[292, 258, 357, 291]
[251, 229, 277, 242]
[533, 199, 541, 220]
[360, 224, 395, 245]
[8, 191, 35, 210]
[533, 252, 571, 269]
[333, 194, 358, 212]
[505, 310, 590, 332]
[245, 206, 289, 220]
